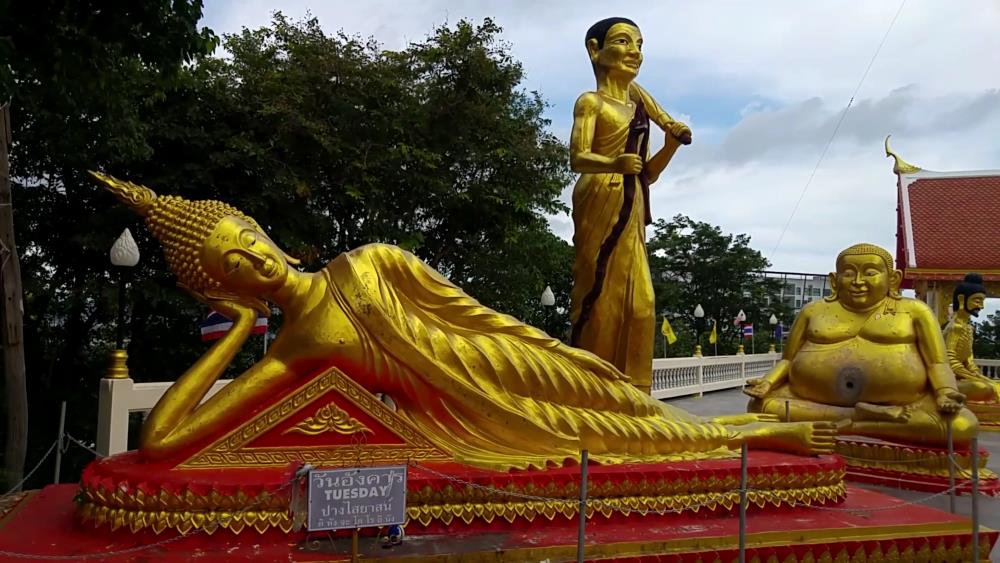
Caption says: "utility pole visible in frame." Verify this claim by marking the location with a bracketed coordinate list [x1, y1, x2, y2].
[1, 103, 28, 490]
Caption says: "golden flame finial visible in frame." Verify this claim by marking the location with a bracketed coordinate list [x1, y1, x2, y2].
[884, 135, 921, 175]
[88, 170, 157, 216]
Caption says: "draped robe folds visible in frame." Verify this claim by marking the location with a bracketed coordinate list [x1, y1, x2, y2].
[569, 97, 655, 391]
[324, 244, 733, 470]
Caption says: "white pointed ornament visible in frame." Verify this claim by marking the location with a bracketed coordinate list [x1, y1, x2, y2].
[110, 228, 140, 267]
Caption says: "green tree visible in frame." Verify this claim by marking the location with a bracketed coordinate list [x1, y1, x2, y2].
[1, 0, 217, 490]
[974, 312, 1000, 361]
[648, 215, 791, 357]
[9, 13, 573, 488]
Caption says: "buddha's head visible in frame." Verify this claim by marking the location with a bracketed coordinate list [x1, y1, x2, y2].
[91, 172, 299, 312]
[953, 273, 987, 318]
[585, 17, 643, 79]
[826, 243, 902, 311]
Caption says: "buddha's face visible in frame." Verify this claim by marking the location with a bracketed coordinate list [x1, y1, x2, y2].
[201, 216, 289, 294]
[834, 254, 899, 311]
[963, 292, 986, 317]
[589, 23, 643, 78]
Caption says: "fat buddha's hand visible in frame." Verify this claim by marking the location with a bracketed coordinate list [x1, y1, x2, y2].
[744, 377, 772, 399]
[935, 388, 966, 414]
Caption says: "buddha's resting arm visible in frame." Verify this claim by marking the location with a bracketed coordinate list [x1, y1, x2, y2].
[747, 308, 809, 395]
[139, 301, 256, 459]
[914, 304, 962, 398]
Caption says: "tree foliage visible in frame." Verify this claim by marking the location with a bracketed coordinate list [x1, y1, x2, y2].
[5, 13, 572, 487]
[974, 312, 1000, 361]
[648, 215, 791, 356]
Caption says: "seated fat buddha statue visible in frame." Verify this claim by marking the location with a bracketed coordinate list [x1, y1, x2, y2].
[944, 273, 1000, 402]
[745, 243, 978, 448]
[92, 171, 836, 470]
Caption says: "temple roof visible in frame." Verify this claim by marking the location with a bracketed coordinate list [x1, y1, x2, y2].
[890, 137, 1000, 280]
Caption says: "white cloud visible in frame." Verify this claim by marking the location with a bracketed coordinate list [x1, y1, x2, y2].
[201, 0, 1000, 274]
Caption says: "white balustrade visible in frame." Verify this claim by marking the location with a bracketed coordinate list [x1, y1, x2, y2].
[650, 353, 780, 400]
[977, 359, 1000, 379]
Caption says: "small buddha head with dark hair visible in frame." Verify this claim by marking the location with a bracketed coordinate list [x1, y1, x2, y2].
[953, 273, 987, 318]
[585, 17, 643, 78]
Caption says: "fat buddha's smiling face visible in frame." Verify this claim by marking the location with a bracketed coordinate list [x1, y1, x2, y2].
[201, 216, 289, 294]
[835, 254, 896, 311]
[592, 23, 643, 78]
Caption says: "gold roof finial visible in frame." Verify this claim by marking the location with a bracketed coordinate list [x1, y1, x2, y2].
[884, 135, 921, 175]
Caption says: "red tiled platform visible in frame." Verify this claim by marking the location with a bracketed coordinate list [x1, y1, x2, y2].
[0, 485, 994, 561]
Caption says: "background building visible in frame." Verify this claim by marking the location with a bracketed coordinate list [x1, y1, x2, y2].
[888, 138, 1000, 324]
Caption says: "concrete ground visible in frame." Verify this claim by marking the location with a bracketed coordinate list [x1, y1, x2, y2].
[667, 388, 1000, 561]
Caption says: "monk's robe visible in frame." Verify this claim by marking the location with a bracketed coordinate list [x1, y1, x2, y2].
[320, 244, 733, 470]
[569, 89, 660, 392]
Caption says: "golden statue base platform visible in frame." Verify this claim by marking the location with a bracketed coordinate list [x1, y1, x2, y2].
[968, 401, 1000, 431]
[836, 436, 1000, 495]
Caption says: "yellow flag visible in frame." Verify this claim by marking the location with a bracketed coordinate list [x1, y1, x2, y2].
[660, 317, 677, 345]
[708, 320, 718, 344]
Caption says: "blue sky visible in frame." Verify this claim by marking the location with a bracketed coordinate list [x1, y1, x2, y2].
[199, 1, 1000, 314]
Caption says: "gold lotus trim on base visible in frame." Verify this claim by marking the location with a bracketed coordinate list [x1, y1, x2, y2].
[835, 438, 995, 479]
[969, 402, 1000, 432]
[75, 470, 845, 535]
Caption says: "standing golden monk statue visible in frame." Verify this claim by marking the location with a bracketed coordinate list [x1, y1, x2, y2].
[745, 243, 978, 447]
[90, 172, 836, 470]
[569, 17, 691, 394]
[944, 273, 999, 402]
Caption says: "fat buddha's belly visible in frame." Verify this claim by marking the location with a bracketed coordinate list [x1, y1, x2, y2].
[790, 339, 929, 406]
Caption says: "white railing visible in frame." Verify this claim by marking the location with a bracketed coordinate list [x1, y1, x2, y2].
[651, 353, 780, 400]
[978, 359, 1000, 378]
[94, 354, 999, 457]
[95, 377, 232, 457]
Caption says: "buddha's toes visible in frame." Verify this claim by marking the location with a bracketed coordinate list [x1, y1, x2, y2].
[855, 402, 912, 422]
[742, 421, 837, 456]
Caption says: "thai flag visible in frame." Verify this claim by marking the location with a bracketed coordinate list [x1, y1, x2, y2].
[200, 311, 268, 342]
[742, 323, 754, 339]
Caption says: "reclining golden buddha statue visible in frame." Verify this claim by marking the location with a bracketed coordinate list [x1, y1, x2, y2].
[745, 243, 978, 448]
[91, 171, 836, 470]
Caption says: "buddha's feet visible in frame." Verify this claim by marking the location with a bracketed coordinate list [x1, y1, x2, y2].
[711, 413, 780, 426]
[733, 421, 837, 456]
[855, 402, 912, 422]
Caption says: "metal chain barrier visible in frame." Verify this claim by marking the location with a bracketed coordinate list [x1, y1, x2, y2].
[2, 440, 58, 498]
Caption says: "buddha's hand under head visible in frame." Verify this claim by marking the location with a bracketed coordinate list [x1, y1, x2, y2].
[198, 288, 264, 322]
[744, 377, 772, 399]
[935, 388, 966, 415]
[666, 121, 692, 146]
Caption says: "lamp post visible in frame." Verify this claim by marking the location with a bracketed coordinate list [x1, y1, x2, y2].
[768, 314, 779, 354]
[540, 285, 555, 335]
[693, 304, 705, 357]
[108, 229, 139, 378]
[735, 309, 747, 355]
